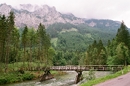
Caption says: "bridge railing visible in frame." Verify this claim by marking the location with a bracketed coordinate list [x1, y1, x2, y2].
[50, 65, 124, 71]
[19, 65, 124, 71]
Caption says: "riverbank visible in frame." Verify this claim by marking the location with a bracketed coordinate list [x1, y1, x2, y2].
[0, 70, 66, 85]
[0, 71, 77, 86]
[0, 71, 34, 85]
[81, 66, 130, 86]
[0, 71, 113, 86]
[0, 62, 67, 85]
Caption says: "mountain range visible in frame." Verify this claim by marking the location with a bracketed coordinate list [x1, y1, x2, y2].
[0, 3, 120, 29]
[0, 3, 123, 51]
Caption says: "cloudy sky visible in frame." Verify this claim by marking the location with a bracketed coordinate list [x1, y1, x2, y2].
[0, 0, 130, 27]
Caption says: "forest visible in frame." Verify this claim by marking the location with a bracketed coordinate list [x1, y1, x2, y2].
[86, 21, 130, 65]
[0, 11, 130, 85]
[0, 12, 130, 75]
[0, 12, 55, 84]
[0, 12, 54, 73]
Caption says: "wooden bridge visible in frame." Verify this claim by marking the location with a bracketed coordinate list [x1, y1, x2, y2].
[39, 65, 124, 83]
[50, 65, 124, 71]
[21, 65, 124, 83]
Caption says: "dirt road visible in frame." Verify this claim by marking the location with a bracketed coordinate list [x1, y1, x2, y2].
[95, 72, 130, 86]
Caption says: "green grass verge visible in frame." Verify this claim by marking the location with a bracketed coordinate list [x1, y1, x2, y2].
[81, 66, 130, 86]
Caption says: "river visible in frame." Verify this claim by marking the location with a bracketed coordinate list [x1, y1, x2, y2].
[2, 71, 111, 86]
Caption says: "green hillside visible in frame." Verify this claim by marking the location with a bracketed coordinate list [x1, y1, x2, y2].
[47, 22, 119, 52]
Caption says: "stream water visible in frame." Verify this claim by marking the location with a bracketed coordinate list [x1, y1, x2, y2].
[2, 71, 111, 86]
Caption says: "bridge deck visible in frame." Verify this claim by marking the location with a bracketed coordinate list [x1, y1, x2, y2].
[50, 65, 124, 71]
[20, 65, 124, 71]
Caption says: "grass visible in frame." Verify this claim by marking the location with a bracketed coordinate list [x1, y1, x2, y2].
[81, 66, 130, 86]
[51, 38, 58, 47]
[60, 28, 78, 33]
[0, 62, 46, 72]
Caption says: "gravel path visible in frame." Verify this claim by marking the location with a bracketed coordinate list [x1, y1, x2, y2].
[95, 72, 130, 86]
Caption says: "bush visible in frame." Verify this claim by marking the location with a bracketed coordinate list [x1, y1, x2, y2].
[0, 78, 7, 84]
[22, 73, 34, 81]
[86, 70, 95, 80]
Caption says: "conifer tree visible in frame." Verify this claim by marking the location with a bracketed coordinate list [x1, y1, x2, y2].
[107, 21, 130, 65]
[37, 23, 46, 61]
[10, 27, 20, 62]
[7, 12, 16, 63]
[21, 26, 28, 65]
[116, 21, 130, 48]
[37, 23, 51, 65]
[28, 28, 36, 64]
[0, 12, 15, 72]
[86, 40, 107, 65]
[0, 15, 7, 63]
[116, 43, 129, 65]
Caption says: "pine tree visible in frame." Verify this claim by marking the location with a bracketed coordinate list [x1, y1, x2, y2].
[0, 15, 7, 63]
[86, 40, 107, 65]
[37, 23, 51, 66]
[37, 23, 46, 62]
[0, 12, 15, 72]
[21, 26, 28, 65]
[92, 40, 97, 48]
[28, 28, 36, 64]
[10, 27, 20, 63]
[116, 43, 129, 65]
[107, 21, 130, 65]
[116, 21, 130, 48]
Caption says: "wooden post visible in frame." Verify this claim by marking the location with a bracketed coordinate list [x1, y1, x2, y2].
[40, 70, 54, 82]
[75, 71, 83, 84]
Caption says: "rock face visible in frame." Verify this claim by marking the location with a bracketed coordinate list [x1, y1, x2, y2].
[0, 4, 121, 29]
[0, 3, 84, 28]
[0, 3, 12, 16]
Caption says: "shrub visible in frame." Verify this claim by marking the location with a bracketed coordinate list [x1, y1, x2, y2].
[22, 73, 34, 81]
[0, 78, 7, 84]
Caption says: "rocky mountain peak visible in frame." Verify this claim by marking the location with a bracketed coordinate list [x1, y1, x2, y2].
[0, 3, 12, 16]
[0, 4, 85, 28]
[0, 4, 120, 29]
[18, 4, 35, 12]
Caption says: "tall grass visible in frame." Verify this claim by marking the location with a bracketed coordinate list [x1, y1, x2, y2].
[1, 62, 45, 72]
